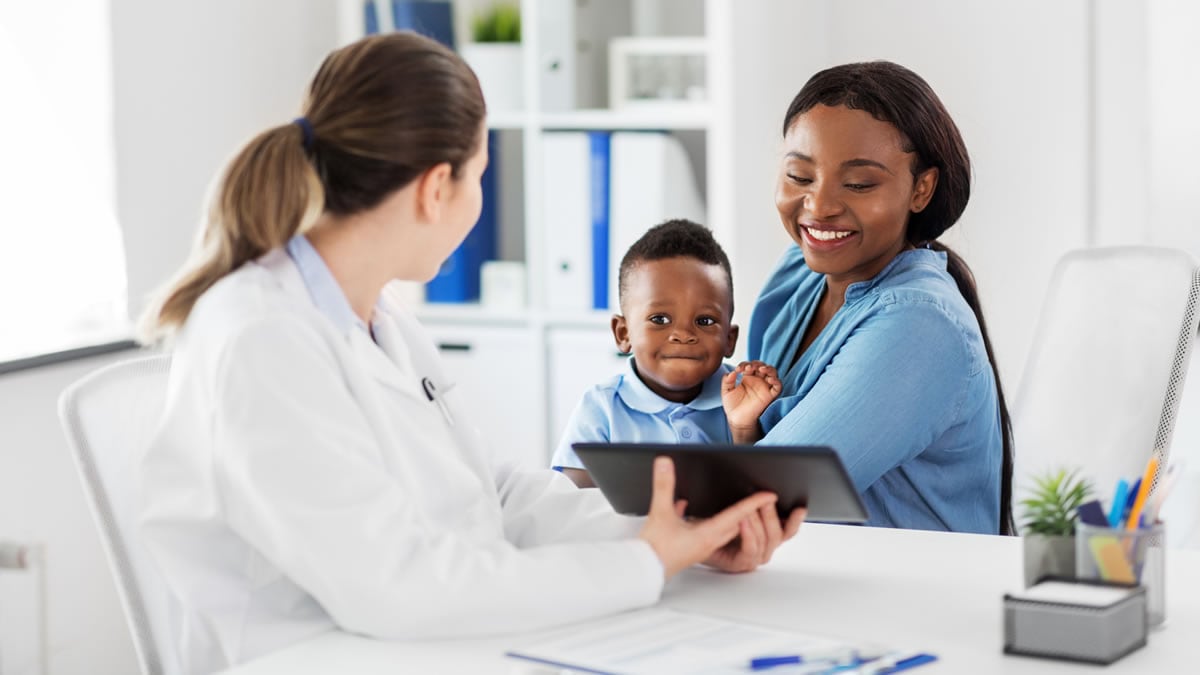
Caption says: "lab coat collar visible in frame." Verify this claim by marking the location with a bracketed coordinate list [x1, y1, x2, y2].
[256, 247, 427, 400]
[615, 357, 726, 414]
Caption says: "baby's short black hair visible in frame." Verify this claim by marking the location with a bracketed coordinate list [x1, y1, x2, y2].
[617, 219, 734, 312]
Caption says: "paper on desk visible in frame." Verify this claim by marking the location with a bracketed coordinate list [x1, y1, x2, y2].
[506, 607, 871, 675]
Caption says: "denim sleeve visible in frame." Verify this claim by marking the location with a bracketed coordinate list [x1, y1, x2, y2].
[549, 388, 612, 470]
[758, 299, 973, 491]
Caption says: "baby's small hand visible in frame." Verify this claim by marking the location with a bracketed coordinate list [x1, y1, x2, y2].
[721, 361, 782, 443]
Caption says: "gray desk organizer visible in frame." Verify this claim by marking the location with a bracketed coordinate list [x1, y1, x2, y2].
[1003, 578, 1147, 664]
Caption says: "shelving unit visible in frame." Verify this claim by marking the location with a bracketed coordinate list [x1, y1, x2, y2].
[417, 0, 744, 466]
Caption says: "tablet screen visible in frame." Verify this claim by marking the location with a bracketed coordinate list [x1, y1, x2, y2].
[572, 442, 868, 523]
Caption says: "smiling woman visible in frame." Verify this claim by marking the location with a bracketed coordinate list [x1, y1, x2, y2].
[740, 61, 1014, 535]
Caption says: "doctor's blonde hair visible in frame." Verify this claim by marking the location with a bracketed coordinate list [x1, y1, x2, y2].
[139, 32, 485, 342]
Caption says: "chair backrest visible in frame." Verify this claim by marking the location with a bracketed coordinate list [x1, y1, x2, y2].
[58, 354, 179, 675]
[1013, 247, 1200, 516]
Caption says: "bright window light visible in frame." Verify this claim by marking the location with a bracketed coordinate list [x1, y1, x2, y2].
[0, 2, 130, 362]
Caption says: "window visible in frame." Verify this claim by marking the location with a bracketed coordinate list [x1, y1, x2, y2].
[0, 2, 130, 363]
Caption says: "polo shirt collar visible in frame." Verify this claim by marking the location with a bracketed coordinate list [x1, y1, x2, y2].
[616, 356, 726, 414]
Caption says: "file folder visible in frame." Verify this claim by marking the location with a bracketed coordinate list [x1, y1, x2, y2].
[541, 132, 593, 311]
[607, 132, 706, 310]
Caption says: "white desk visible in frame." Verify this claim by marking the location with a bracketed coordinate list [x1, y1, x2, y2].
[221, 523, 1198, 673]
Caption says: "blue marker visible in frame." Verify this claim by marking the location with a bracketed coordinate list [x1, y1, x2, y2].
[749, 646, 858, 671]
[1122, 478, 1141, 524]
[876, 653, 938, 673]
[1107, 479, 1129, 528]
[750, 655, 802, 670]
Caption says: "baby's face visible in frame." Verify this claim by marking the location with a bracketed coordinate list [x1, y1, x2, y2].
[613, 257, 737, 403]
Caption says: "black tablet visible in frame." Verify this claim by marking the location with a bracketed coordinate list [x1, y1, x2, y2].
[572, 442, 868, 523]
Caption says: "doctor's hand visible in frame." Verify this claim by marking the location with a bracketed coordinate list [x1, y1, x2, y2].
[638, 457, 803, 580]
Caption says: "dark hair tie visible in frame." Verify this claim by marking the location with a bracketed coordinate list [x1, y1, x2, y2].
[293, 117, 315, 152]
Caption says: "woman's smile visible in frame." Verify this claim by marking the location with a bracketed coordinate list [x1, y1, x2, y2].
[799, 225, 859, 250]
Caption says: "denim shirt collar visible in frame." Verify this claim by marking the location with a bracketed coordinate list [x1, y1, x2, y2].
[844, 247, 948, 302]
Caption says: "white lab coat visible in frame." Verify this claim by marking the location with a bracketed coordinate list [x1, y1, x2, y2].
[139, 249, 663, 674]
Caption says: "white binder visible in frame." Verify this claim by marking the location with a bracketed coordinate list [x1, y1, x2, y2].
[541, 132, 594, 311]
[607, 131, 707, 311]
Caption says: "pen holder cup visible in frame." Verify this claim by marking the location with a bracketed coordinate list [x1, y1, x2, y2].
[1075, 522, 1166, 627]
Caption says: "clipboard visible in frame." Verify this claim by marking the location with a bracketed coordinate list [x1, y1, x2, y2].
[572, 442, 868, 522]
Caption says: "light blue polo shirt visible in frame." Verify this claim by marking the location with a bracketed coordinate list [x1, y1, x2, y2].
[550, 358, 734, 470]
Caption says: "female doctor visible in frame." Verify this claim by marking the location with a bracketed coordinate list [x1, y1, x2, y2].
[137, 32, 804, 673]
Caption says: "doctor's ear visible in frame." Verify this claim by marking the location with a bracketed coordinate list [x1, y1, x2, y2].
[414, 162, 454, 223]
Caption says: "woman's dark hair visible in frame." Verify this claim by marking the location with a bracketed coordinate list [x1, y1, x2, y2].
[142, 31, 485, 339]
[784, 61, 1015, 535]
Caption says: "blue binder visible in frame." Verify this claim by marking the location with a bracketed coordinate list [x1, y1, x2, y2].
[588, 132, 611, 310]
[363, 0, 381, 34]
[391, 1, 456, 48]
[426, 131, 498, 302]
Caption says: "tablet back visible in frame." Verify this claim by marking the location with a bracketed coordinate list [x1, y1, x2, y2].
[573, 442, 868, 523]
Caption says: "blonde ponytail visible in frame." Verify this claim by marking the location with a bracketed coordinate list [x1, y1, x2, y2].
[139, 32, 485, 343]
[138, 122, 323, 343]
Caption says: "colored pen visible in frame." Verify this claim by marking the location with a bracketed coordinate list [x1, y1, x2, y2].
[860, 652, 938, 674]
[1126, 457, 1158, 530]
[1122, 477, 1141, 523]
[1107, 479, 1129, 528]
[750, 655, 803, 670]
[749, 646, 856, 671]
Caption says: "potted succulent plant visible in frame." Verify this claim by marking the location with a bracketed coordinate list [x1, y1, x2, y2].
[1020, 468, 1094, 586]
[460, 3, 523, 113]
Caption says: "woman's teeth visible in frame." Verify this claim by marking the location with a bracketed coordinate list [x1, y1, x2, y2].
[807, 228, 853, 241]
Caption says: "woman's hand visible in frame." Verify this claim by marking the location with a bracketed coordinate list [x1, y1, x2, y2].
[638, 457, 803, 579]
[703, 499, 806, 573]
[722, 361, 782, 444]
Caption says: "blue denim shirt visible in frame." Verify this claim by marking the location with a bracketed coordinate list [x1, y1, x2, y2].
[749, 245, 1002, 533]
[550, 357, 733, 470]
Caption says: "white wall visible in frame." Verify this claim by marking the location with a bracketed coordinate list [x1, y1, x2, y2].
[1147, 0, 1200, 257]
[113, 0, 341, 320]
[0, 351, 137, 675]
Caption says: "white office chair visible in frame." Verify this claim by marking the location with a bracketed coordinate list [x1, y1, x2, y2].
[58, 354, 181, 675]
[1012, 247, 1200, 520]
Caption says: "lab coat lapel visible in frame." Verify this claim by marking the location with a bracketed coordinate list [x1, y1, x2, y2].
[346, 328, 423, 400]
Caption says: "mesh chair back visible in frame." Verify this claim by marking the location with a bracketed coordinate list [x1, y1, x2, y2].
[58, 354, 178, 675]
[1013, 247, 1200, 512]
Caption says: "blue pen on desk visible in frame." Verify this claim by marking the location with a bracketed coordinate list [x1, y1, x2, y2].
[750, 655, 803, 670]
[749, 646, 856, 671]
[869, 653, 938, 674]
[1107, 479, 1129, 528]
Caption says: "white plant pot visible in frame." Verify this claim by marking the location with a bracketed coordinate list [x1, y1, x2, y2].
[461, 43, 524, 113]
